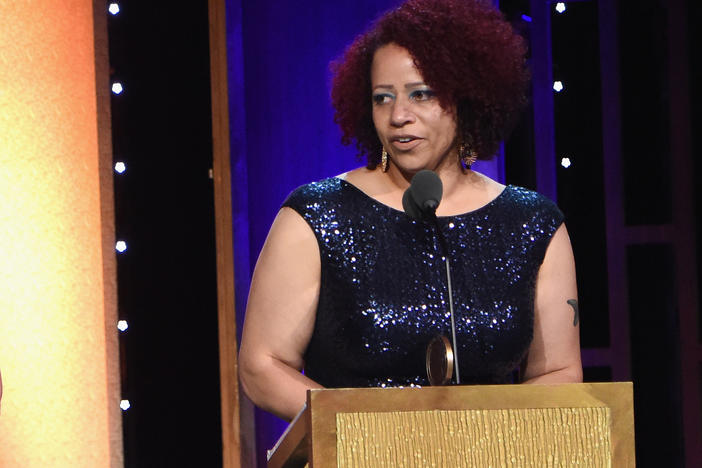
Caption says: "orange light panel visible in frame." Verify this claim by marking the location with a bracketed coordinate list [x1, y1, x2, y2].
[0, 1, 121, 466]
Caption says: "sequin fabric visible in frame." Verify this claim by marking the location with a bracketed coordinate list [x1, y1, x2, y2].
[282, 177, 564, 388]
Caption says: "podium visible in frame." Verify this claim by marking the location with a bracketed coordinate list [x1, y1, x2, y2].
[267, 382, 635, 467]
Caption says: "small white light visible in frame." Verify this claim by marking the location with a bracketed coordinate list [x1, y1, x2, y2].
[108, 3, 120, 15]
[117, 320, 129, 332]
[114, 161, 126, 174]
[115, 240, 127, 253]
[553, 81, 564, 92]
[120, 399, 131, 411]
[561, 157, 572, 168]
[555, 2, 566, 14]
[112, 82, 123, 94]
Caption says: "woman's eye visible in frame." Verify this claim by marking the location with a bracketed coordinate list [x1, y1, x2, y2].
[411, 89, 435, 101]
[372, 93, 393, 105]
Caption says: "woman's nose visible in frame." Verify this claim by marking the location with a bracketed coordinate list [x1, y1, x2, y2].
[390, 98, 415, 127]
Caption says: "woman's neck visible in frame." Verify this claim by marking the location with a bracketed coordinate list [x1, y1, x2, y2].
[341, 160, 504, 216]
[384, 157, 475, 195]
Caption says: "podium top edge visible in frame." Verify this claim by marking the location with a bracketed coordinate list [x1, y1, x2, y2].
[308, 381, 632, 395]
[306, 382, 634, 413]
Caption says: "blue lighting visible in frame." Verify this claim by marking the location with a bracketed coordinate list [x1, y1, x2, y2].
[521, 14, 532, 23]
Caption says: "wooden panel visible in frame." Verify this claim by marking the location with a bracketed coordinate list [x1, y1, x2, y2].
[207, 0, 243, 466]
[336, 407, 611, 467]
[307, 383, 634, 467]
[267, 405, 310, 468]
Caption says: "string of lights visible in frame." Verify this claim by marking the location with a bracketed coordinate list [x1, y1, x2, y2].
[106, 1, 223, 464]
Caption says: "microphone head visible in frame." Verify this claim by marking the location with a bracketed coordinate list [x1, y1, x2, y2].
[402, 170, 443, 220]
[402, 188, 423, 220]
[410, 170, 443, 213]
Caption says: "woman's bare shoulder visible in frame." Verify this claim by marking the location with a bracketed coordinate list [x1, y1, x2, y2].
[336, 167, 393, 200]
[337, 166, 376, 184]
[469, 170, 506, 197]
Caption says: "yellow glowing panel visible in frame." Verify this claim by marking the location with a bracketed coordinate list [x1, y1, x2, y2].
[0, 1, 121, 466]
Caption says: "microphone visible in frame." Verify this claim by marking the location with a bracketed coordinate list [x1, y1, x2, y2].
[402, 170, 443, 219]
[402, 171, 461, 385]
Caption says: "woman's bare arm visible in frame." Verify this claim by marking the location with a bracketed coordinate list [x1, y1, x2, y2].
[522, 224, 583, 383]
[238, 207, 323, 420]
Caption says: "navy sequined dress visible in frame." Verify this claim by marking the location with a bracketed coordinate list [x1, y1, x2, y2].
[282, 177, 563, 388]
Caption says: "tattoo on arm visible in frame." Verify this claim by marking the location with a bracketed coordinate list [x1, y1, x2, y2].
[567, 299, 579, 326]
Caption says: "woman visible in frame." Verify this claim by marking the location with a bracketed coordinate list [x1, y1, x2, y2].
[239, 0, 582, 421]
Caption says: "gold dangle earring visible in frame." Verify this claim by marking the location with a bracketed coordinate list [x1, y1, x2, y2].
[381, 147, 389, 172]
[459, 142, 477, 169]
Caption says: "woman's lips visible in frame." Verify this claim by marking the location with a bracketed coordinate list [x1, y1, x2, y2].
[390, 136, 423, 151]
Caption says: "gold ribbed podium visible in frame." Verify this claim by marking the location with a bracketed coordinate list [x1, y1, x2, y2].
[268, 382, 635, 467]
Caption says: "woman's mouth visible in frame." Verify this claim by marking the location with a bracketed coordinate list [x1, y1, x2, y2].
[390, 135, 422, 151]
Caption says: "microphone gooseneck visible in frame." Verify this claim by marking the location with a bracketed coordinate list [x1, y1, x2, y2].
[403, 171, 461, 385]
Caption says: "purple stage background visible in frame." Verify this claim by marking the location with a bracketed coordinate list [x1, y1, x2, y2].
[226, 1, 398, 461]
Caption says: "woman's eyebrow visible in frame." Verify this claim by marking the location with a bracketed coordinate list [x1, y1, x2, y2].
[372, 82, 427, 91]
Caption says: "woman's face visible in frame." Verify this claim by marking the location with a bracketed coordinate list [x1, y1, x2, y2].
[371, 43, 458, 174]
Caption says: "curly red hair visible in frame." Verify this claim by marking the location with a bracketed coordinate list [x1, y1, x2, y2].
[330, 0, 530, 168]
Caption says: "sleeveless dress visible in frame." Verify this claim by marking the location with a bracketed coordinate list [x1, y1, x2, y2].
[282, 177, 563, 388]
